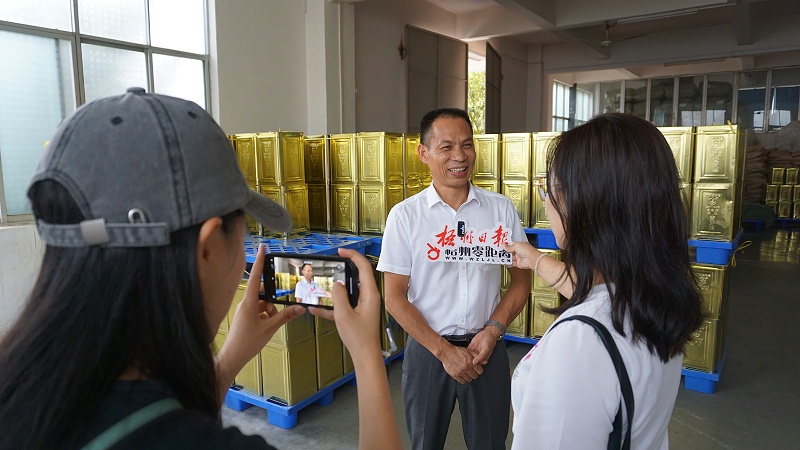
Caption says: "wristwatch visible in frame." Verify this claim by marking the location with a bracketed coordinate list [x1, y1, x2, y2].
[484, 319, 506, 340]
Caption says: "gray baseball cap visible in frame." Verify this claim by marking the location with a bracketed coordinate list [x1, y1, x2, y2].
[28, 87, 291, 247]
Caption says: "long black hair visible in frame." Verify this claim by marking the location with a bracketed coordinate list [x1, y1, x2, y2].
[546, 113, 704, 362]
[0, 180, 242, 449]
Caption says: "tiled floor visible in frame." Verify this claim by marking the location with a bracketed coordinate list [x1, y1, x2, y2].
[222, 227, 800, 449]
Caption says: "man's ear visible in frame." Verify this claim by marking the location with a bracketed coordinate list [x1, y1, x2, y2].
[418, 143, 430, 164]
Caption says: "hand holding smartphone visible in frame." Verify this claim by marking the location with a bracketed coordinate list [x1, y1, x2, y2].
[260, 252, 360, 309]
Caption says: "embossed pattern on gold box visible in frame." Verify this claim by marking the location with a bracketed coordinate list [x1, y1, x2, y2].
[404, 133, 421, 184]
[766, 184, 779, 202]
[256, 132, 305, 185]
[331, 184, 358, 234]
[771, 167, 786, 185]
[357, 132, 404, 184]
[532, 249, 562, 295]
[529, 294, 559, 338]
[532, 181, 550, 229]
[283, 183, 310, 234]
[658, 127, 695, 183]
[532, 132, 560, 177]
[794, 185, 800, 202]
[778, 201, 792, 218]
[329, 134, 358, 184]
[502, 180, 531, 225]
[358, 184, 403, 235]
[304, 135, 329, 184]
[779, 185, 793, 202]
[506, 296, 529, 337]
[234, 133, 258, 185]
[501, 133, 532, 181]
[786, 168, 799, 185]
[683, 318, 724, 373]
[473, 134, 499, 180]
[472, 180, 499, 193]
[693, 125, 744, 184]
[691, 183, 737, 241]
[307, 183, 330, 232]
[691, 263, 729, 317]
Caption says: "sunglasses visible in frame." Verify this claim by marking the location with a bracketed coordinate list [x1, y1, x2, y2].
[533, 177, 548, 202]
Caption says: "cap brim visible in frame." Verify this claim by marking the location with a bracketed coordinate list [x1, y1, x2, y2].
[243, 190, 292, 233]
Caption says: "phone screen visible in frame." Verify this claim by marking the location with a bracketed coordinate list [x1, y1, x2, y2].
[262, 253, 359, 309]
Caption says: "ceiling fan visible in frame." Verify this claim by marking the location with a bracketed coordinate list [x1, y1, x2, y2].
[599, 21, 646, 48]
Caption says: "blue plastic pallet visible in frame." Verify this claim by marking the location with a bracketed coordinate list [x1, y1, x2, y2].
[523, 228, 558, 249]
[225, 371, 357, 429]
[774, 218, 800, 228]
[244, 233, 370, 263]
[681, 341, 728, 394]
[366, 236, 383, 258]
[504, 334, 539, 346]
[688, 228, 744, 265]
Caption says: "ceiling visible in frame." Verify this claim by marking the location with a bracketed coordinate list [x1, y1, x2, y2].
[404, 0, 800, 78]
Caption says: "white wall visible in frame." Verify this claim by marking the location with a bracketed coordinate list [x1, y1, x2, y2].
[0, 225, 43, 333]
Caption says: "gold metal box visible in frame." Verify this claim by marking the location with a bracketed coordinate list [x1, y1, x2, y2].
[283, 183, 310, 234]
[503, 180, 531, 226]
[531, 182, 550, 229]
[681, 182, 693, 220]
[212, 330, 227, 358]
[304, 135, 329, 184]
[771, 167, 786, 185]
[404, 133, 421, 184]
[381, 310, 406, 357]
[691, 183, 739, 241]
[329, 134, 358, 184]
[256, 132, 305, 185]
[532, 132, 560, 177]
[472, 180, 499, 193]
[794, 185, 800, 202]
[330, 184, 359, 234]
[691, 263, 729, 318]
[307, 183, 330, 232]
[314, 315, 337, 336]
[766, 184, 779, 202]
[357, 132, 405, 185]
[506, 296, 529, 337]
[234, 133, 258, 186]
[532, 249, 562, 295]
[794, 202, 800, 219]
[501, 133, 532, 181]
[658, 127, 695, 183]
[269, 305, 316, 348]
[343, 345, 354, 374]
[406, 181, 424, 198]
[778, 201, 792, 218]
[786, 167, 799, 185]
[235, 353, 262, 396]
[221, 283, 247, 332]
[358, 184, 404, 235]
[262, 337, 318, 405]
[693, 125, 745, 184]
[529, 294, 560, 338]
[473, 134, 500, 180]
[779, 185, 793, 202]
[683, 317, 725, 373]
[316, 329, 344, 390]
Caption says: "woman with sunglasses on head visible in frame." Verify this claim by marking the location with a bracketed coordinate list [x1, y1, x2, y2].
[504, 113, 704, 449]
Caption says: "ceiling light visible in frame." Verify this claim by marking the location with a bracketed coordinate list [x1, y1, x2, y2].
[617, 8, 698, 24]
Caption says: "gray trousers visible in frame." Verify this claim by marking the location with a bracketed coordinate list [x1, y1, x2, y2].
[402, 336, 510, 450]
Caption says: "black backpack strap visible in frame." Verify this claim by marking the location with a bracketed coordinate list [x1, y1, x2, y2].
[548, 315, 634, 450]
[79, 398, 182, 450]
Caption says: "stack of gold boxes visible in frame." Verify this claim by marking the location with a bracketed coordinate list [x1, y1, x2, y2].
[500, 248, 563, 339]
[304, 135, 331, 232]
[234, 132, 310, 236]
[690, 125, 746, 241]
[684, 262, 731, 372]
[659, 127, 695, 217]
[404, 133, 425, 197]
[329, 134, 359, 234]
[531, 132, 560, 228]
[501, 133, 532, 226]
[357, 132, 405, 235]
[472, 134, 500, 193]
[765, 167, 800, 218]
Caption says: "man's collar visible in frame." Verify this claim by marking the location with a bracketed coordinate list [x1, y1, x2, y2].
[425, 182, 481, 209]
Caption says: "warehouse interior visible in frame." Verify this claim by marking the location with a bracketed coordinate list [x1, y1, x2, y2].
[1, 0, 799, 448]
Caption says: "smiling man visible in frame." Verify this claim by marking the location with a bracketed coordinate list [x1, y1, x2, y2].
[377, 108, 531, 450]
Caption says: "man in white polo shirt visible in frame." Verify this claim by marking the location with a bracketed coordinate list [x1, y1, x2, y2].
[294, 263, 330, 305]
[377, 108, 531, 450]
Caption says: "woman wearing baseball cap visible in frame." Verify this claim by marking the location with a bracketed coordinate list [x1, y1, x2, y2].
[0, 89, 401, 450]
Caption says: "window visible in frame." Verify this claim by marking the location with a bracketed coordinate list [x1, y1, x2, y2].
[0, 0, 208, 222]
[552, 81, 594, 131]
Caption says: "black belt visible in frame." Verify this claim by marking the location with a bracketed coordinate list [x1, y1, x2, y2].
[442, 333, 477, 347]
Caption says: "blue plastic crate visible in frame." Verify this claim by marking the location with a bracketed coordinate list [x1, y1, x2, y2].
[366, 237, 382, 257]
[681, 340, 728, 394]
[688, 228, 744, 265]
[244, 233, 369, 263]
[523, 227, 558, 250]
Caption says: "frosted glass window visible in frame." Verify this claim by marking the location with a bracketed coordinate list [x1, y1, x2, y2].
[768, 68, 800, 131]
[82, 44, 147, 103]
[0, 0, 72, 31]
[575, 85, 593, 125]
[0, 31, 75, 216]
[149, 0, 206, 54]
[78, 0, 146, 44]
[738, 71, 767, 132]
[153, 54, 206, 108]
[600, 81, 621, 114]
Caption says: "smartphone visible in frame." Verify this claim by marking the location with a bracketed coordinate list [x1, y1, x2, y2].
[260, 252, 359, 309]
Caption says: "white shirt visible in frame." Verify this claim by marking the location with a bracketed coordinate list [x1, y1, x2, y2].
[511, 284, 682, 450]
[294, 278, 325, 305]
[377, 183, 526, 335]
